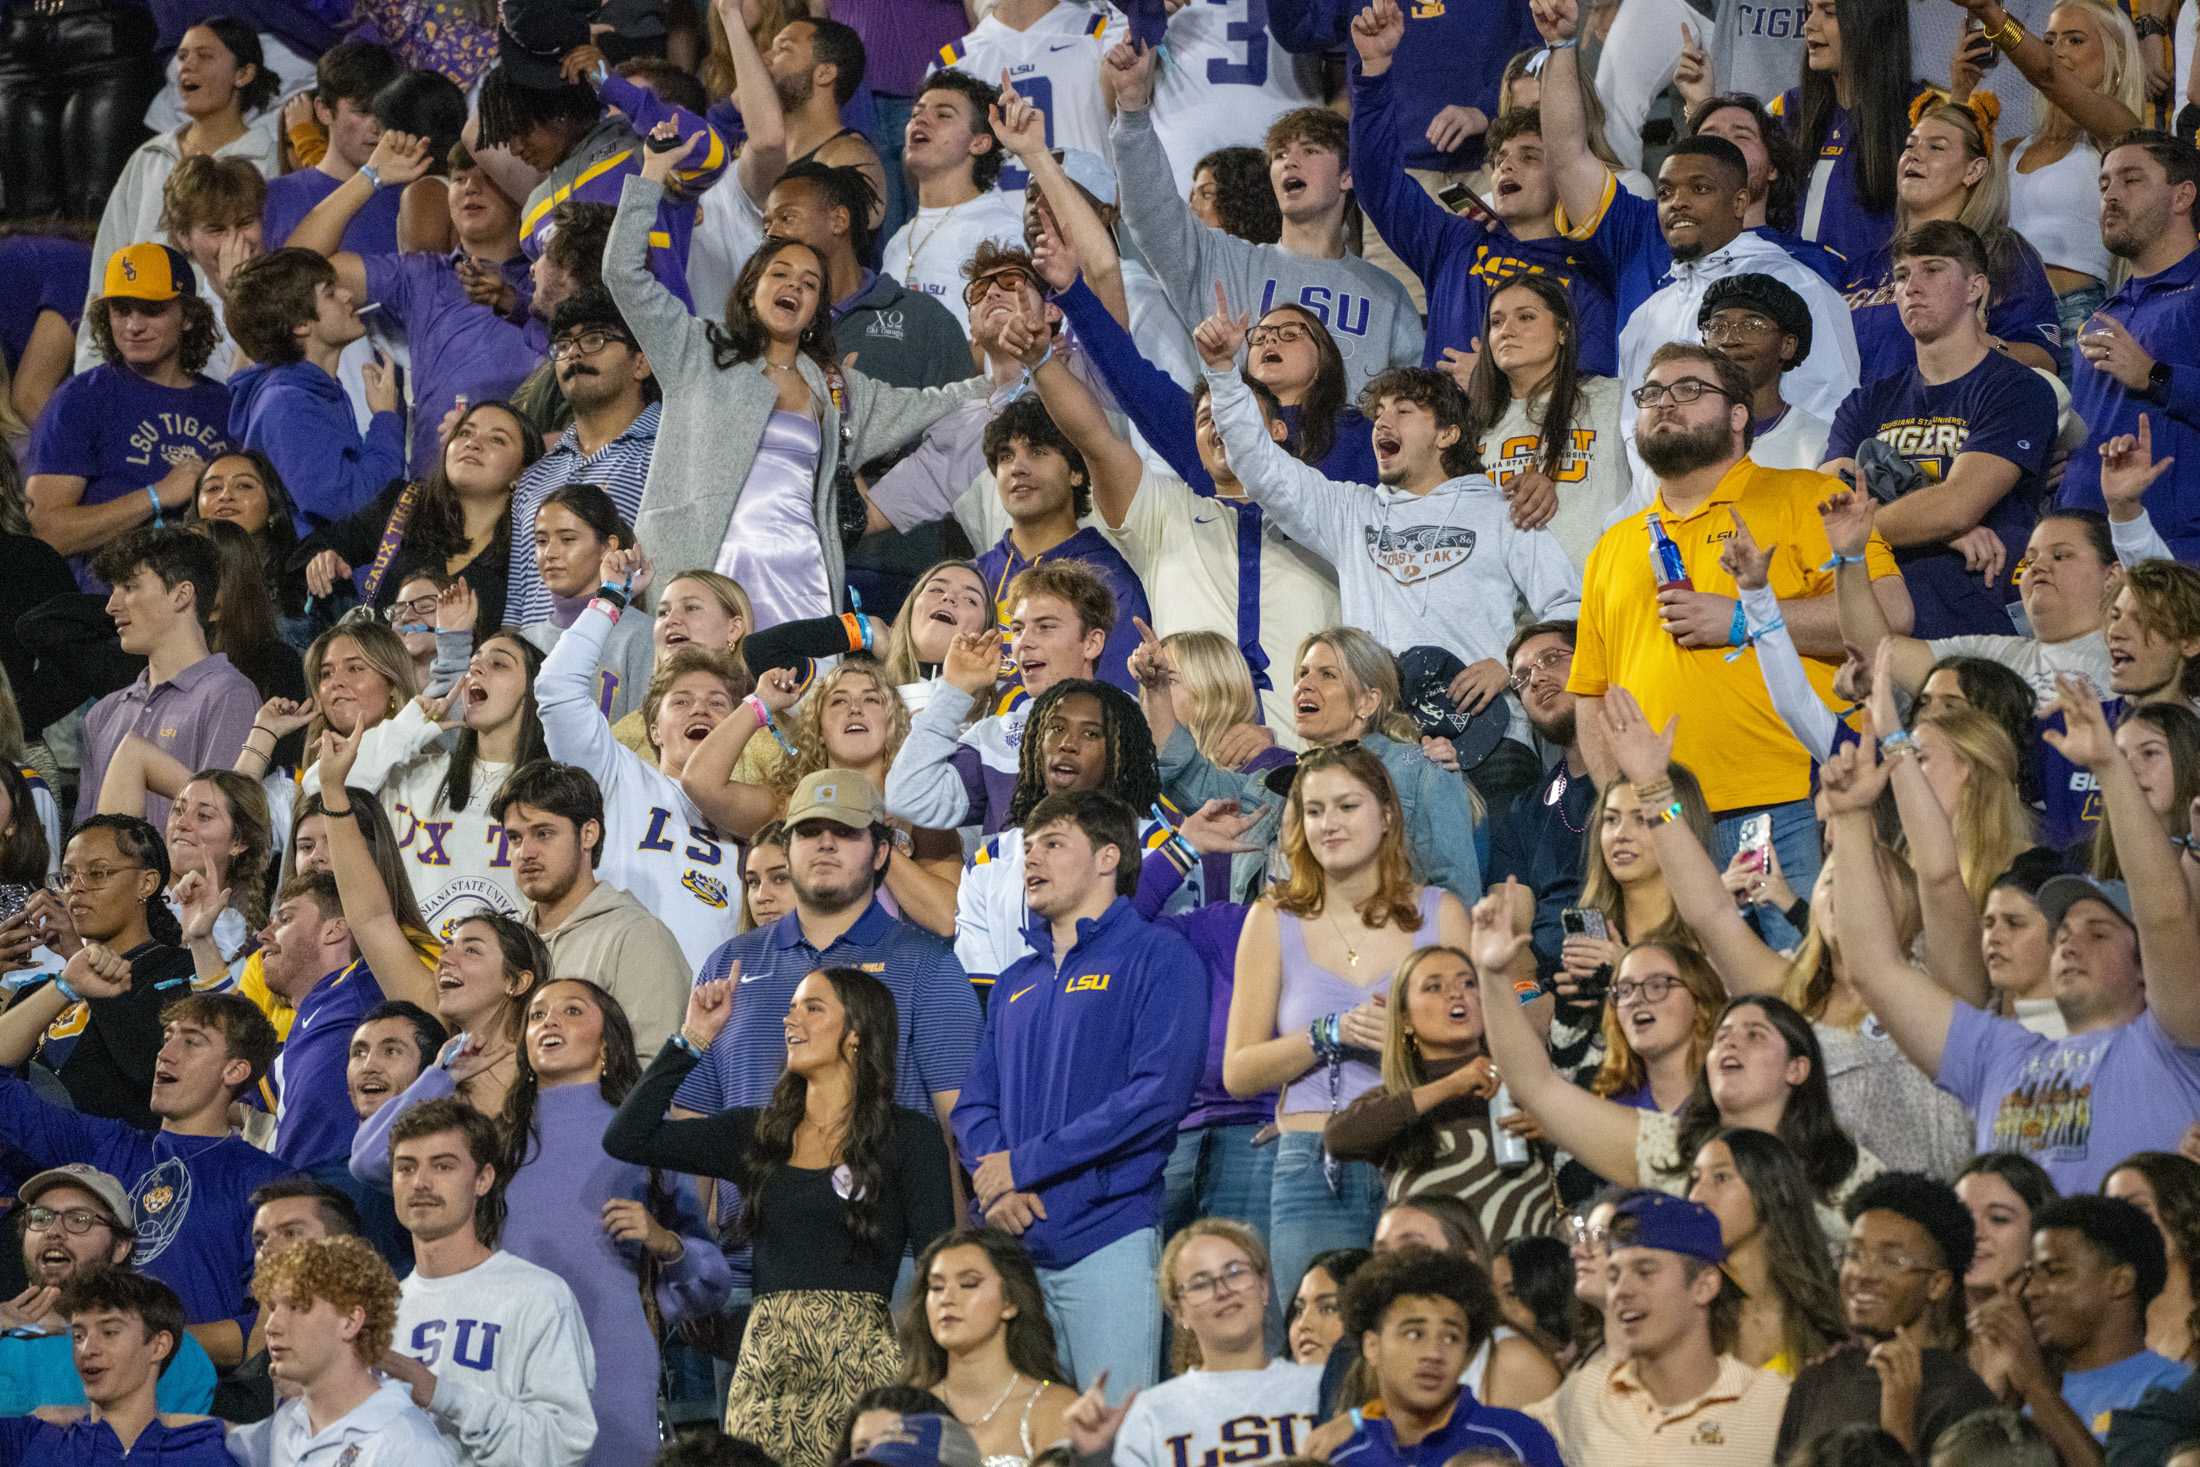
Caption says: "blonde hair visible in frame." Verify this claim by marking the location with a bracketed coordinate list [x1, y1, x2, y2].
[1159, 1218, 1271, 1372]
[1590, 941, 1724, 1099]
[1379, 944, 1483, 1094]
[1295, 628, 1420, 744]
[1781, 838, 1922, 1019]
[303, 620, 422, 761]
[659, 568, 752, 667]
[1899, 102, 2010, 240]
[1915, 706, 2035, 907]
[2031, 0, 2146, 152]
[765, 660, 911, 805]
[881, 559, 985, 690]
[1161, 630, 1261, 763]
[1578, 763, 1714, 942]
[1270, 743, 1424, 930]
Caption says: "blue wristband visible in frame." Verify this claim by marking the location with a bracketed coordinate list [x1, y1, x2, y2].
[1821, 552, 1867, 571]
[52, 977, 81, 1004]
[1728, 600, 1748, 647]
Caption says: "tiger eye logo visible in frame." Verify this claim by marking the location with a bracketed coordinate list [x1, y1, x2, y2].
[683, 871, 729, 909]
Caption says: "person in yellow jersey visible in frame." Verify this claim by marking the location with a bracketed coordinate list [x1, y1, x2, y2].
[1567, 342, 1912, 947]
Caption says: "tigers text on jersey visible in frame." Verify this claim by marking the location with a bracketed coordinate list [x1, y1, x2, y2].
[936, 1, 1126, 192]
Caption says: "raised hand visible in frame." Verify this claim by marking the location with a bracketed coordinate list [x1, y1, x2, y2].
[1596, 686, 1678, 788]
[317, 721, 367, 792]
[1866, 638, 1905, 742]
[599, 543, 654, 599]
[1818, 738, 1892, 815]
[1425, 104, 1490, 153]
[1350, 0, 1407, 69]
[435, 578, 478, 632]
[639, 121, 701, 184]
[171, 852, 232, 946]
[2041, 672, 2118, 770]
[1192, 280, 1251, 372]
[1125, 616, 1173, 689]
[1062, 1373, 1137, 1458]
[944, 628, 1004, 696]
[1468, 879, 1533, 976]
[254, 696, 315, 740]
[1528, 0, 1582, 45]
[2099, 412, 2176, 518]
[988, 72, 1050, 160]
[683, 971, 739, 1050]
[753, 664, 805, 714]
[559, 42, 608, 86]
[365, 129, 433, 189]
[1674, 23, 1712, 109]
[1101, 40, 1158, 112]
[1027, 209, 1080, 292]
[1817, 488, 1876, 558]
[1718, 508, 1773, 590]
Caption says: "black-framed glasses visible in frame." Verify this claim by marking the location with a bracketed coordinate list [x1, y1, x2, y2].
[23, 1205, 119, 1236]
[1248, 322, 1313, 349]
[1507, 645, 1573, 695]
[383, 595, 440, 623]
[551, 330, 628, 360]
[49, 864, 146, 894]
[1612, 975, 1677, 1006]
[1630, 377, 1731, 408]
[1180, 1260, 1262, 1302]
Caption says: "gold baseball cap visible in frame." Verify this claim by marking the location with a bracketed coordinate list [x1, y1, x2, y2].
[783, 769, 886, 830]
[103, 242, 196, 303]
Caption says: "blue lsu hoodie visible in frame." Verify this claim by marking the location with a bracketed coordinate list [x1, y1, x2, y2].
[0, 1414, 232, 1467]
[227, 361, 407, 533]
[951, 897, 1207, 1270]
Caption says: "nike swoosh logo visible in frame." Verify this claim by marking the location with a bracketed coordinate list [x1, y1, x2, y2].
[1009, 984, 1037, 1002]
[1048, 40, 1079, 51]
[739, 972, 767, 984]
[1193, 513, 1218, 525]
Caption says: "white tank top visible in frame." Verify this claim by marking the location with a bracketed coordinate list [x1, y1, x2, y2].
[1461, 1324, 1520, 1400]
[2010, 135, 2113, 284]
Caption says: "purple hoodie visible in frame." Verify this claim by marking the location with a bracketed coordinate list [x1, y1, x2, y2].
[227, 359, 406, 531]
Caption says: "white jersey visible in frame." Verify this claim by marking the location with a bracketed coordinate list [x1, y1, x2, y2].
[1149, 0, 1321, 198]
[880, 191, 1029, 333]
[301, 702, 523, 940]
[936, 2, 1126, 194]
[394, 1251, 597, 1467]
[1114, 1359, 1323, 1467]
[226, 1379, 461, 1467]
[538, 601, 742, 971]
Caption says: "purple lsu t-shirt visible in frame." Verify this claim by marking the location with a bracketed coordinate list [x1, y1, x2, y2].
[269, 960, 385, 1169]
[1938, 1001, 2200, 1193]
[25, 364, 231, 590]
[262, 167, 402, 254]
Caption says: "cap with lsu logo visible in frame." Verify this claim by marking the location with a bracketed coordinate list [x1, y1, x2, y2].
[103, 243, 197, 304]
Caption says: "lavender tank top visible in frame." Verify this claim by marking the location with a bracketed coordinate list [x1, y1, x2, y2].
[1276, 887, 1443, 1116]
[715, 409, 832, 629]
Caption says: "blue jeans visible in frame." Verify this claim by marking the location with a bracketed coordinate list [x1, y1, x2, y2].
[1266, 1131, 1385, 1314]
[870, 93, 916, 252]
[1714, 797, 1824, 951]
[1041, 1227, 1161, 1399]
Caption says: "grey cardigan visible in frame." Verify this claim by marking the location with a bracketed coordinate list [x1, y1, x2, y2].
[605, 175, 990, 608]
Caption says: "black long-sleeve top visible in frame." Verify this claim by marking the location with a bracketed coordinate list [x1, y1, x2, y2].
[603, 1038, 956, 1298]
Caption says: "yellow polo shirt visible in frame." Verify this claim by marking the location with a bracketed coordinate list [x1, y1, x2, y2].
[1567, 458, 1896, 811]
[1527, 1351, 1791, 1464]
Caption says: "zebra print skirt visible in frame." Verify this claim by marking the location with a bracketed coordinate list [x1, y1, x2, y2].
[724, 1289, 903, 1467]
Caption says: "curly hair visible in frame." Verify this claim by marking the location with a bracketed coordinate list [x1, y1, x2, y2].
[1192, 145, 1282, 244]
[914, 72, 1004, 191]
[766, 659, 913, 807]
[158, 154, 266, 238]
[1006, 678, 1161, 828]
[88, 294, 220, 377]
[1271, 743, 1423, 929]
[982, 396, 1091, 522]
[1358, 368, 1481, 479]
[742, 967, 900, 1253]
[707, 237, 839, 370]
[251, 1234, 401, 1366]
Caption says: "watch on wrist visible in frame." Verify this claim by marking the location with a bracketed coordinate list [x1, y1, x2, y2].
[2149, 360, 2172, 400]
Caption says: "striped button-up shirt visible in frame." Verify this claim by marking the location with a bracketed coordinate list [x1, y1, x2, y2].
[505, 401, 659, 627]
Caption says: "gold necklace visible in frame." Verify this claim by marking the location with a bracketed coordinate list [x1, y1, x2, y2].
[1324, 905, 1362, 968]
[902, 199, 963, 280]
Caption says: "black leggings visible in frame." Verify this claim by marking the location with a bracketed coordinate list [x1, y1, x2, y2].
[0, 3, 162, 221]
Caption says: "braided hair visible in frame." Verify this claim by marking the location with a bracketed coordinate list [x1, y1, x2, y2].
[1005, 679, 1160, 828]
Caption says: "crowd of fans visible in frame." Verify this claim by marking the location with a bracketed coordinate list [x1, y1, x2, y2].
[7, 0, 2200, 1464]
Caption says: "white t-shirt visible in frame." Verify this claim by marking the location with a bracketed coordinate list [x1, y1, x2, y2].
[394, 1251, 597, 1467]
[1101, 466, 1339, 744]
[881, 192, 1030, 333]
[1148, 0, 1321, 198]
[936, 2, 1128, 194]
[1928, 628, 2114, 712]
[1114, 1359, 1323, 1467]
[1750, 403, 1834, 472]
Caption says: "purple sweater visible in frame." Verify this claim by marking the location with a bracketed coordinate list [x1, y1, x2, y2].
[352, 1070, 732, 1467]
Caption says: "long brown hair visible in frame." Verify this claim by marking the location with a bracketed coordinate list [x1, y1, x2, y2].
[179, 768, 274, 929]
[899, 1228, 1068, 1387]
[402, 401, 541, 579]
[1464, 273, 1588, 482]
[1578, 764, 1713, 942]
[707, 237, 837, 370]
[1590, 941, 1724, 1100]
[1271, 743, 1423, 930]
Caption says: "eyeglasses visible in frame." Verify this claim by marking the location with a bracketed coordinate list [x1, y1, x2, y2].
[1248, 322, 1313, 349]
[1701, 312, 1781, 342]
[1612, 974, 1677, 1006]
[1631, 377, 1732, 408]
[49, 864, 146, 894]
[23, 1206, 118, 1236]
[1506, 645, 1573, 696]
[1567, 1215, 1612, 1254]
[1180, 1260, 1262, 1302]
[962, 269, 1039, 307]
[551, 330, 628, 360]
[383, 595, 440, 623]
[1833, 1243, 1940, 1275]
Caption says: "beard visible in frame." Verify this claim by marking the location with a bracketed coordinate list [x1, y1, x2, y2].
[773, 71, 814, 110]
[1528, 705, 1577, 748]
[1637, 417, 1735, 477]
[791, 861, 876, 915]
[2102, 199, 2167, 260]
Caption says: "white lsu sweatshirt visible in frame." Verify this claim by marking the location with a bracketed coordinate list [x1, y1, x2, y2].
[394, 1250, 597, 1467]
[1113, 1358, 1323, 1467]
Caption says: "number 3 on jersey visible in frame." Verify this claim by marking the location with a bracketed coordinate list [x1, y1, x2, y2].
[1208, 0, 1268, 85]
[998, 75, 1055, 193]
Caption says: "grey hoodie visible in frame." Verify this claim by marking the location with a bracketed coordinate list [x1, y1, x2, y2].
[533, 879, 691, 1056]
